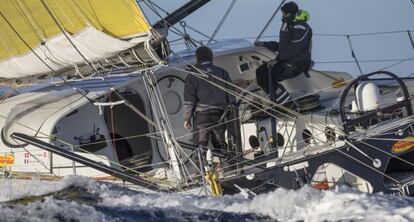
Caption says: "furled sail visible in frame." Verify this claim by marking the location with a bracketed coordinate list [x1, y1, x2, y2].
[0, 0, 166, 83]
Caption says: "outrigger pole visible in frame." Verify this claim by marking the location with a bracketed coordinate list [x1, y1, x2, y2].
[11, 133, 170, 193]
[153, 0, 212, 31]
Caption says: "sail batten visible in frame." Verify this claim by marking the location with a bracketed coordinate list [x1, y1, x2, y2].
[0, 0, 156, 82]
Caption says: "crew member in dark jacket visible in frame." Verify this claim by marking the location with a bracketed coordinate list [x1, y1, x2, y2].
[183, 46, 235, 151]
[255, 1, 312, 103]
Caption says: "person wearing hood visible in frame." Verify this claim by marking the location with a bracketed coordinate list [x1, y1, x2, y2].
[183, 46, 235, 152]
[255, 1, 312, 105]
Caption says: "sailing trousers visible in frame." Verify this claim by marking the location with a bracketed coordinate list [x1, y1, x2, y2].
[256, 60, 309, 94]
[193, 110, 226, 152]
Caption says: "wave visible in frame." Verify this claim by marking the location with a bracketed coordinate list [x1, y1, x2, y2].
[0, 176, 414, 221]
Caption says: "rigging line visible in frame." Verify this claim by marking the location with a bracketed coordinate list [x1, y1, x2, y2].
[143, 71, 198, 184]
[49, 132, 163, 150]
[363, 137, 414, 142]
[184, 23, 213, 41]
[171, 63, 346, 135]
[67, 0, 93, 26]
[348, 30, 408, 37]
[72, 64, 163, 134]
[207, 0, 236, 45]
[346, 35, 364, 75]
[222, 139, 336, 177]
[122, 0, 150, 29]
[170, 59, 300, 119]
[140, 0, 203, 45]
[170, 51, 329, 125]
[143, 72, 198, 181]
[15, 0, 69, 67]
[142, 0, 166, 19]
[145, 72, 201, 181]
[54, 136, 168, 183]
[0, 98, 164, 183]
[11, 138, 60, 179]
[0, 26, 14, 58]
[57, 140, 165, 181]
[225, 138, 401, 185]
[0, 12, 94, 104]
[172, 69, 330, 143]
[360, 139, 414, 169]
[315, 58, 414, 64]
[112, 90, 158, 127]
[109, 93, 119, 161]
[49, 0, 77, 28]
[39, 0, 99, 73]
[168, 29, 414, 43]
[379, 56, 414, 71]
[221, 130, 330, 172]
[334, 148, 400, 184]
[171, 68, 308, 136]
[141, 71, 184, 184]
[408, 31, 414, 54]
[255, 0, 287, 43]
[15, 0, 45, 41]
[178, 71, 340, 142]
[169, 37, 185, 43]
[145, 0, 170, 15]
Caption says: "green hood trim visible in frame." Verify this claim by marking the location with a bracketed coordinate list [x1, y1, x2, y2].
[294, 10, 310, 22]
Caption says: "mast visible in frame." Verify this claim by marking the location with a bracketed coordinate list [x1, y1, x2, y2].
[153, 0, 212, 32]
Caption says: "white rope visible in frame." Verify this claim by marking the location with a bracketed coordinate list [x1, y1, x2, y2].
[169, 50, 348, 136]
[172, 66, 342, 141]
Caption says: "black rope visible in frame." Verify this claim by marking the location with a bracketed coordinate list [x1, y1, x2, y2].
[346, 35, 364, 74]
[185, 23, 215, 41]
[142, 0, 204, 46]
[207, 0, 236, 44]
[314, 58, 414, 64]
[345, 30, 408, 37]
[39, 0, 97, 72]
[408, 31, 414, 53]
[40, 1, 161, 129]
[145, 0, 170, 15]
[168, 29, 414, 46]
[0, 12, 94, 104]
[255, 0, 287, 43]
[379, 56, 414, 71]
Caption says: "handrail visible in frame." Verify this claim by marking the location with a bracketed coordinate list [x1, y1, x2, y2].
[339, 71, 413, 134]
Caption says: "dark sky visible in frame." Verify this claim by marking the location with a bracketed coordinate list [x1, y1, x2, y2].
[141, 0, 414, 76]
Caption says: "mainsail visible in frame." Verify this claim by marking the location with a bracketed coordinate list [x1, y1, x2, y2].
[0, 0, 165, 83]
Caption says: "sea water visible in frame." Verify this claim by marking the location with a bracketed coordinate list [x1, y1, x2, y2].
[0, 176, 414, 222]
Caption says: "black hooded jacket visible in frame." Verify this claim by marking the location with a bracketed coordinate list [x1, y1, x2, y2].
[258, 13, 312, 70]
[277, 18, 312, 67]
[183, 62, 235, 122]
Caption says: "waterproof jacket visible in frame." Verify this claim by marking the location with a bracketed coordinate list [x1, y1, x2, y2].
[183, 61, 235, 122]
[278, 10, 312, 67]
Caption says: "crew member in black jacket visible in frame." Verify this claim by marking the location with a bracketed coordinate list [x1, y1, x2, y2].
[183, 46, 235, 151]
[255, 1, 312, 104]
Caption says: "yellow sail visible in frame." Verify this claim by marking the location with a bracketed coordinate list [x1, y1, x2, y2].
[0, 0, 150, 60]
[0, 0, 156, 80]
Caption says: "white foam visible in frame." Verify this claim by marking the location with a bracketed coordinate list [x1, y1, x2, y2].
[2, 176, 414, 221]
[100, 185, 414, 221]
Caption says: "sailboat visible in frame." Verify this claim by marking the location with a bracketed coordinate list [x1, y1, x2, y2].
[1, 0, 414, 196]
